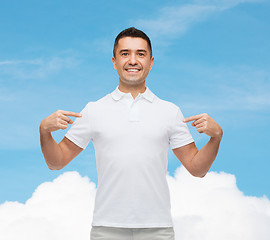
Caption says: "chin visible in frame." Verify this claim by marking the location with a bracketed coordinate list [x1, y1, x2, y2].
[120, 78, 145, 86]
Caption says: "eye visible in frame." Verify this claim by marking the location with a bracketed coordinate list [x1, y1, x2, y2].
[121, 52, 128, 56]
[138, 53, 145, 57]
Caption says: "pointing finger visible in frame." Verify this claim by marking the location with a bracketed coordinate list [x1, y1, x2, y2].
[61, 110, 82, 118]
[183, 114, 204, 123]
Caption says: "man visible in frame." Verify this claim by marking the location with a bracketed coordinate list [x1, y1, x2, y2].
[40, 27, 223, 240]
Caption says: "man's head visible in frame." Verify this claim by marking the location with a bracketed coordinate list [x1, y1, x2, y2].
[112, 27, 154, 87]
[113, 27, 152, 59]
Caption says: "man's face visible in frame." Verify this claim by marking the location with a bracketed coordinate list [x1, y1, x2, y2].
[112, 37, 154, 86]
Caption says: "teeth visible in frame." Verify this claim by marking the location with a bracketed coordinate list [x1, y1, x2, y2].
[126, 69, 139, 72]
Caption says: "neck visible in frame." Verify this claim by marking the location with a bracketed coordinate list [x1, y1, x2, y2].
[118, 80, 146, 99]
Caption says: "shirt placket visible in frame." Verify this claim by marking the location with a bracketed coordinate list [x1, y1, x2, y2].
[129, 99, 140, 122]
[122, 94, 141, 122]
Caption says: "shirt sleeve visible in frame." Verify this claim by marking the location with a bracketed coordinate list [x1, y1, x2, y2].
[64, 102, 92, 149]
[169, 107, 194, 150]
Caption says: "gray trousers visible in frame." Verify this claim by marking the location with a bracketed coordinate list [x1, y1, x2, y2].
[90, 226, 175, 240]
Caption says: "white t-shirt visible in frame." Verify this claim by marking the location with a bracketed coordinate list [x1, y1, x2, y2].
[65, 86, 194, 228]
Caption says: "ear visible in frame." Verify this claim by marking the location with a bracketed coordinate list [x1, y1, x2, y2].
[149, 56, 154, 70]
[112, 57, 117, 70]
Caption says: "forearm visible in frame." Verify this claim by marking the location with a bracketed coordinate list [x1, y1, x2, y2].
[39, 124, 63, 170]
[191, 135, 222, 177]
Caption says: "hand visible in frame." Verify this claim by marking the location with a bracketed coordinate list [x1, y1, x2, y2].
[183, 113, 223, 139]
[40, 110, 82, 133]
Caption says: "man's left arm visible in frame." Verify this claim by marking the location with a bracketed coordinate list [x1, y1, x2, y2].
[172, 113, 223, 178]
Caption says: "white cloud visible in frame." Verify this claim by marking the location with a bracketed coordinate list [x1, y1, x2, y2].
[172, 63, 270, 112]
[0, 59, 43, 66]
[135, 0, 264, 38]
[168, 167, 270, 240]
[1, 167, 270, 240]
[0, 172, 96, 240]
[0, 56, 79, 80]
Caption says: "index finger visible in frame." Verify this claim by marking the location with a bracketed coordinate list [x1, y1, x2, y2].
[61, 110, 82, 117]
[183, 114, 204, 123]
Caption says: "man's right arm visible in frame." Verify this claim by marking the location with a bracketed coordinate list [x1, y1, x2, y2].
[39, 110, 83, 170]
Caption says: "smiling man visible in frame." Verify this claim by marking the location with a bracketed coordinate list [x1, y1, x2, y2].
[40, 27, 223, 240]
[112, 36, 154, 90]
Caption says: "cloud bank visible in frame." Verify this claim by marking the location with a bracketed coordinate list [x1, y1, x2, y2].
[1, 167, 270, 240]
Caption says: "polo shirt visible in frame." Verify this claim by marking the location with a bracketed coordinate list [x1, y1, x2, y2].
[65, 85, 194, 228]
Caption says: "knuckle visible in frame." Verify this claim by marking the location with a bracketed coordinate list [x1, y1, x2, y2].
[57, 110, 63, 115]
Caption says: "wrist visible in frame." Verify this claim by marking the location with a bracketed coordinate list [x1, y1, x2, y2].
[212, 128, 223, 141]
[39, 120, 50, 134]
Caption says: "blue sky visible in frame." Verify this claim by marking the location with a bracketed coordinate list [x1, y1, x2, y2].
[0, 0, 269, 206]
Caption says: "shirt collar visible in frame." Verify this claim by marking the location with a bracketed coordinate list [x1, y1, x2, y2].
[111, 85, 155, 103]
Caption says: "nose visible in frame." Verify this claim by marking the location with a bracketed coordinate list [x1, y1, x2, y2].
[128, 53, 137, 65]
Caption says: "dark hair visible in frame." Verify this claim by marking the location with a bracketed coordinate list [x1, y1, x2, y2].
[113, 27, 152, 58]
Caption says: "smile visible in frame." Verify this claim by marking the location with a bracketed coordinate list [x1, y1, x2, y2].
[125, 68, 140, 73]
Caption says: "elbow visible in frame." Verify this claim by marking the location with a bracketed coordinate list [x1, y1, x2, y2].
[48, 166, 60, 171]
[191, 173, 206, 178]
[48, 166, 63, 171]
[190, 169, 207, 178]
[188, 162, 209, 178]
[44, 156, 65, 170]
[198, 173, 207, 178]
[47, 162, 63, 171]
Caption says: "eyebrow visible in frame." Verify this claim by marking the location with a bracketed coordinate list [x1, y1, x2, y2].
[119, 49, 148, 54]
